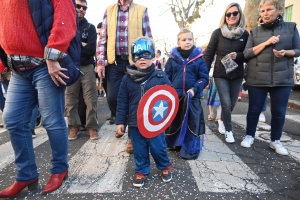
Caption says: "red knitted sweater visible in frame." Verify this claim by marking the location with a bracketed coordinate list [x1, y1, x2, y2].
[0, 0, 76, 58]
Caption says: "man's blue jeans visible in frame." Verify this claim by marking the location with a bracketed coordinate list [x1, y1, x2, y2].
[29, 105, 40, 130]
[129, 127, 170, 175]
[0, 83, 5, 112]
[2, 65, 68, 182]
[246, 86, 291, 141]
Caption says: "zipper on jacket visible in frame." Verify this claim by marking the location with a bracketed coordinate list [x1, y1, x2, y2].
[230, 40, 233, 79]
[183, 65, 187, 94]
[271, 29, 274, 87]
[182, 54, 203, 94]
[140, 81, 147, 97]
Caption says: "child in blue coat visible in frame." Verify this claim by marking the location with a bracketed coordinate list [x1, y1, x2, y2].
[116, 37, 172, 188]
[165, 28, 209, 159]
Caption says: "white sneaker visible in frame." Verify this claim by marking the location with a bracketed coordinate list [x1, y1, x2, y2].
[218, 120, 226, 134]
[259, 113, 266, 122]
[270, 140, 289, 155]
[225, 131, 235, 143]
[241, 135, 254, 148]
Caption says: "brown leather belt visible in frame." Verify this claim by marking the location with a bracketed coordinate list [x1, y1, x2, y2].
[116, 55, 128, 60]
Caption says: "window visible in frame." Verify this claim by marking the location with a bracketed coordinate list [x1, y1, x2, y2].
[284, 5, 293, 22]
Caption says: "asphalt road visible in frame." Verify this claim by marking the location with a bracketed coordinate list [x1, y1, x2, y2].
[0, 96, 299, 200]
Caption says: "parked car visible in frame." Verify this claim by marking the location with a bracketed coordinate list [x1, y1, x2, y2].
[293, 57, 300, 90]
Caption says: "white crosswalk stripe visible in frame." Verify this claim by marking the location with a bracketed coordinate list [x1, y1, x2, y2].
[55, 124, 129, 194]
[0, 128, 49, 170]
[232, 114, 300, 162]
[189, 128, 271, 193]
[285, 115, 300, 123]
[0, 115, 299, 195]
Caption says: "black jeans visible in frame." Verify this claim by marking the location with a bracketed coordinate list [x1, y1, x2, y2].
[105, 58, 129, 117]
[214, 78, 243, 132]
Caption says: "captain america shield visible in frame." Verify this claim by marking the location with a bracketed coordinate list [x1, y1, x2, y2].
[137, 85, 179, 138]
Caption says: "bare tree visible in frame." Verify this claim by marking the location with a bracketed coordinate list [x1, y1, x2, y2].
[244, 0, 261, 31]
[153, 34, 174, 55]
[244, 0, 285, 31]
[168, 0, 215, 29]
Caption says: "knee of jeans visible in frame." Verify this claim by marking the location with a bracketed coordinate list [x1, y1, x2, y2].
[271, 114, 285, 119]
[42, 116, 67, 130]
[248, 110, 261, 117]
[2, 110, 21, 129]
[221, 104, 232, 110]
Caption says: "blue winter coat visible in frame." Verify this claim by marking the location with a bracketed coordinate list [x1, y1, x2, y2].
[165, 47, 209, 98]
[116, 66, 172, 127]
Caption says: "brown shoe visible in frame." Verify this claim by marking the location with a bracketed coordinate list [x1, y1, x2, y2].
[89, 129, 99, 140]
[126, 139, 133, 154]
[68, 127, 79, 141]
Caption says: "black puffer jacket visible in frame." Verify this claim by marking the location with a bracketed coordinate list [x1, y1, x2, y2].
[204, 28, 249, 79]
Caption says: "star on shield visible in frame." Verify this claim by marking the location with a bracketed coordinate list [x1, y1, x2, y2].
[152, 100, 168, 121]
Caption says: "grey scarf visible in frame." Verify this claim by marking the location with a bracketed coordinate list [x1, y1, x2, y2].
[220, 24, 244, 39]
[126, 64, 155, 84]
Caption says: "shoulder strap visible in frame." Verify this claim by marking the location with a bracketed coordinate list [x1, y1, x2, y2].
[84, 23, 91, 34]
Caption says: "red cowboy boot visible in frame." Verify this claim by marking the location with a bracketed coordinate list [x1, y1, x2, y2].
[0, 178, 38, 198]
[41, 170, 68, 195]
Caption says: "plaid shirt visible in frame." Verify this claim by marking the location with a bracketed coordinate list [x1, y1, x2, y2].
[97, 1, 152, 66]
[7, 47, 67, 71]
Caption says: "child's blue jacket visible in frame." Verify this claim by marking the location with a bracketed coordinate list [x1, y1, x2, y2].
[116, 66, 172, 126]
[165, 46, 209, 98]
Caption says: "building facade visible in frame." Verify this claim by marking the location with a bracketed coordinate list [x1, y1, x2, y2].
[285, 0, 300, 28]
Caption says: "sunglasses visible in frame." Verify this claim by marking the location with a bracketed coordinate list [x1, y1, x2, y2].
[76, 4, 87, 10]
[225, 11, 239, 18]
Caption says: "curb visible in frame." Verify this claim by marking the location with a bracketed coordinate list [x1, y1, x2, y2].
[0, 128, 8, 135]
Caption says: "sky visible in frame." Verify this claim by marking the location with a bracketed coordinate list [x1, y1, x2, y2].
[84, 0, 246, 50]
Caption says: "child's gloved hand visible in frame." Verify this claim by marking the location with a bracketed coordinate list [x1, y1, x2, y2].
[187, 88, 194, 97]
[116, 125, 125, 136]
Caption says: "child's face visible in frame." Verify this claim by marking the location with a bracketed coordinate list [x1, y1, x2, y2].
[177, 32, 194, 50]
[134, 53, 154, 70]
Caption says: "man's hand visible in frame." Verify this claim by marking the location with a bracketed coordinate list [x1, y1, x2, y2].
[97, 65, 105, 79]
[116, 125, 125, 137]
[82, 42, 87, 47]
[46, 59, 69, 86]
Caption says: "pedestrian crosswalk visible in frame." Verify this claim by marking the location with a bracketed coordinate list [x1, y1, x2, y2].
[0, 130, 48, 171]
[0, 114, 300, 198]
[189, 127, 271, 193]
[55, 124, 129, 194]
[232, 114, 300, 162]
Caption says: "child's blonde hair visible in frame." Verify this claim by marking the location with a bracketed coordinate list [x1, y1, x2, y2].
[177, 28, 194, 41]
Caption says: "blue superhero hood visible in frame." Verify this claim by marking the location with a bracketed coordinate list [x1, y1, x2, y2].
[131, 38, 155, 62]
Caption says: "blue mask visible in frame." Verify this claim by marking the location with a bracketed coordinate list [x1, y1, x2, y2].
[131, 38, 155, 62]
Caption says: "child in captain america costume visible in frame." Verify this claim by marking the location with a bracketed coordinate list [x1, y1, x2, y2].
[115, 36, 172, 188]
[165, 28, 209, 160]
